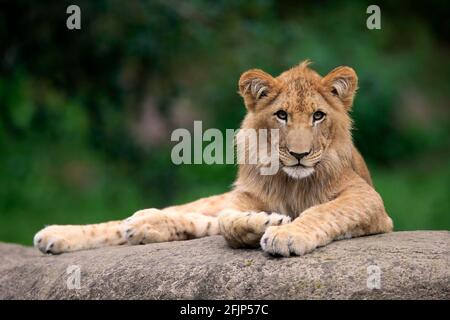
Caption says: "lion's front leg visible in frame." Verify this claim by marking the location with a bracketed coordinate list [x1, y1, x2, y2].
[34, 193, 232, 254]
[261, 179, 393, 257]
[218, 209, 291, 248]
[34, 221, 125, 254]
[123, 209, 220, 245]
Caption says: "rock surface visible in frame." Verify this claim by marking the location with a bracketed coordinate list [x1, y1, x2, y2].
[0, 231, 448, 299]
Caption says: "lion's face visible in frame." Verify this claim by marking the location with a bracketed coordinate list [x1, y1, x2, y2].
[239, 61, 358, 179]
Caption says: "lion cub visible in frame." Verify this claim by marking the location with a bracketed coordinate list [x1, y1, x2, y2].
[34, 61, 393, 256]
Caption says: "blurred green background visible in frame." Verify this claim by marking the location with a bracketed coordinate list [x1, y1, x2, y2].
[0, 0, 449, 245]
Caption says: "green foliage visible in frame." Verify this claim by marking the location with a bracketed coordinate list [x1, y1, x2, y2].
[373, 159, 450, 231]
[0, 0, 449, 244]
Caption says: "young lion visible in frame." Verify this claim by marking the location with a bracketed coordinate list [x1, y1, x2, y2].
[34, 61, 393, 256]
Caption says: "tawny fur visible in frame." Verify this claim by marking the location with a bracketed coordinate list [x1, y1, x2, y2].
[34, 61, 393, 256]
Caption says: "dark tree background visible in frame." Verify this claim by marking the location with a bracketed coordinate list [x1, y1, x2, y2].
[0, 0, 449, 244]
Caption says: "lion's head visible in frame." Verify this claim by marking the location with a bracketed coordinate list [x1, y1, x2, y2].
[238, 61, 358, 180]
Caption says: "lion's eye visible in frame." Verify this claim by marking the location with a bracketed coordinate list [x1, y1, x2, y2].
[275, 110, 288, 121]
[313, 111, 325, 121]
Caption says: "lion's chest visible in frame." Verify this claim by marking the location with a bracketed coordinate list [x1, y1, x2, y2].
[265, 185, 330, 218]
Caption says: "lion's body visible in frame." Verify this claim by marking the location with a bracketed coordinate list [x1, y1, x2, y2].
[34, 61, 393, 256]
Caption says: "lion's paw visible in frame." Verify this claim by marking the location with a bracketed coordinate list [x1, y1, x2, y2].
[34, 226, 72, 254]
[123, 208, 173, 245]
[260, 224, 318, 257]
[218, 209, 291, 248]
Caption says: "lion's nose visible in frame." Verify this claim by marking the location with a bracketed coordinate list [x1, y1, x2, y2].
[289, 151, 310, 160]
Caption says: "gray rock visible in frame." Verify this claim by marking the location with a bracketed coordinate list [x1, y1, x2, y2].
[0, 231, 448, 299]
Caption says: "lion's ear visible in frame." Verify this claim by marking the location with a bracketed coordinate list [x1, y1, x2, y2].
[239, 69, 278, 110]
[322, 66, 358, 110]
